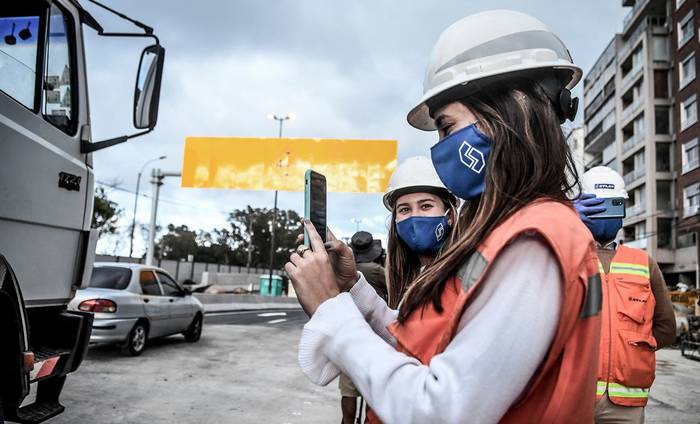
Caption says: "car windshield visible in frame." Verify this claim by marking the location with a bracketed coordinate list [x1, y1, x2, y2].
[89, 267, 132, 290]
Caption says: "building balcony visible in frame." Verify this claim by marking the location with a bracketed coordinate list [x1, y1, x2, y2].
[623, 0, 650, 34]
[621, 97, 644, 123]
[622, 133, 644, 153]
[620, 65, 644, 90]
[627, 203, 646, 217]
[585, 153, 603, 171]
[623, 168, 646, 185]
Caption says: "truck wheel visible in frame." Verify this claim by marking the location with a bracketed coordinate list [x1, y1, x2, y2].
[183, 314, 202, 343]
[122, 322, 148, 356]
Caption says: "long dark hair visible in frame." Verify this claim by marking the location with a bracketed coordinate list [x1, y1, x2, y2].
[386, 196, 459, 309]
[397, 77, 580, 323]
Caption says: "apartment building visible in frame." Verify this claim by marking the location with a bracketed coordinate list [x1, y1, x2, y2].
[672, 0, 700, 285]
[584, 0, 682, 282]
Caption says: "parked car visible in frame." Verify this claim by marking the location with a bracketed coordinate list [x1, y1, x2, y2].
[68, 263, 204, 356]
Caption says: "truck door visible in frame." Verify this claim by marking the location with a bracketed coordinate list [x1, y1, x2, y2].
[0, 1, 91, 306]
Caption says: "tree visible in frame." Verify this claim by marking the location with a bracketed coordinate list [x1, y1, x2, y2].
[92, 187, 122, 237]
[157, 224, 198, 261]
[226, 206, 303, 269]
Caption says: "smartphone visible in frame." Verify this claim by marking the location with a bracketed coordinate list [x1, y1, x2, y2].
[304, 170, 327, 246]
[589, 197, 626, 219]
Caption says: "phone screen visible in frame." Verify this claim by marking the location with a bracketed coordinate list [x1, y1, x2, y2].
[305, 170, 327, 245]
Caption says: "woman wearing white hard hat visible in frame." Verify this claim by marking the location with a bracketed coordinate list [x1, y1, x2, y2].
[287, 10, 601, 423]
[383, 156, 458, 308]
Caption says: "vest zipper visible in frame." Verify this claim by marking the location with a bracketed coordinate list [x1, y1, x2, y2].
[604, 266, 613, 394]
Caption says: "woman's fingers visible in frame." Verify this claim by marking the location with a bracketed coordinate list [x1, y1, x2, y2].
[325, 240, 345, 253]
[289, 252, 304, 267]
[581, 197, 604, 207]
[303, 220, 327, 254]
[326, 227, 339, 242]
[284, 261, 297, 276]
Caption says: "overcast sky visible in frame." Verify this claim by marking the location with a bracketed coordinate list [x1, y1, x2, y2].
[84, 0, 629, 256]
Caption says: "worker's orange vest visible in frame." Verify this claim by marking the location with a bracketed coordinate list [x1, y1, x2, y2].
[596, 245, 656, 407]
[365, 200, 602, 424]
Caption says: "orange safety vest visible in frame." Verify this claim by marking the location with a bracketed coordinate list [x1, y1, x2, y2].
[366, 200, 602, 424]
[596, 245, 656, 407]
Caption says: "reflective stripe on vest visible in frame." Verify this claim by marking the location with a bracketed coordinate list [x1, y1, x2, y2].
[597, 381, 649, 399]
[608, 262, 650, 278]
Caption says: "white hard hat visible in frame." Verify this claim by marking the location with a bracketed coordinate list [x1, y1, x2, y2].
[383, 156, 457, 210]
[408, 10, 582, 131]
[581, 166, 628, 199]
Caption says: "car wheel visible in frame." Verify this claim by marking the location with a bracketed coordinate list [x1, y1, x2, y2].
[183, 314, 202, 343]
[122, 322, 148, 356]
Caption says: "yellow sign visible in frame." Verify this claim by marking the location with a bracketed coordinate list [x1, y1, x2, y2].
[181, 137, 398, 193]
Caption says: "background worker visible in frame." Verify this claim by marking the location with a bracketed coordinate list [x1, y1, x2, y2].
[338, 231, 387, 424]
[382, 156, 458, 308]
[574, 166, 676, 424]
[286, 10, 603, 423]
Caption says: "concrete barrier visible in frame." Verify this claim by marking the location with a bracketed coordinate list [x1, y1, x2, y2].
[194, 293, 299, 305]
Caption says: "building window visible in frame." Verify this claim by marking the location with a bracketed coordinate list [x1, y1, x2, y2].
[654, 69, 669, 98]
[678, 10, 694, 48]
[653, 36, 670, 62]
[683, 138, 699, 173]
[632, 48, 644, 70]
[655, 106, 670, 134]
[656, 142, 672, 172]
[658, 218, 672, 248]
[683, 182, 700, 217]
[679, 52, 696, 89]
[681, 94, 698, 131]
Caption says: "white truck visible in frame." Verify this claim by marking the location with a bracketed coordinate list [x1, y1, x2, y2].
[0, 1, 164, 422]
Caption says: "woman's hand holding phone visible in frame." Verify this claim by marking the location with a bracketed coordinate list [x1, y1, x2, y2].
[286, 221, 358, 316]
[324, 228, 358, 292]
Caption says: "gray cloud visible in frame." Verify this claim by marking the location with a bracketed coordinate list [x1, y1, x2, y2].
[83, 0, 628, 255]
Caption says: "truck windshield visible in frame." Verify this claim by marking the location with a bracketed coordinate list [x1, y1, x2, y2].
[0, 8, 42, 109]
[89, 267, 133, 290]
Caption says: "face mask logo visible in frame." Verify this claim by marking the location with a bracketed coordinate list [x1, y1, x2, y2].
[396, 216, 451, 255]
[459, 141, 485, 173]
[435, 222, 445, 241]
[431, 124, 492, 200]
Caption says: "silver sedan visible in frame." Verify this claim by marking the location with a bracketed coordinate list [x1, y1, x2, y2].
[68, 262, 204, 356]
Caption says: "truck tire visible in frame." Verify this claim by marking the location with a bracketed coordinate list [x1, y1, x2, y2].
[122, 322, 148, 356]
[183, 314, 202, 343]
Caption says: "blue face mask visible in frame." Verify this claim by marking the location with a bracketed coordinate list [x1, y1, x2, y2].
[585, 218, 622, 243]
[430, 123, 491, 200]
[396, 216, 450, 255]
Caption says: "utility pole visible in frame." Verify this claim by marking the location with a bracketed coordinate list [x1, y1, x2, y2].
[146, 168, 181, 266]
[129, 155, 166, 258]
[265, 112, 295, 294]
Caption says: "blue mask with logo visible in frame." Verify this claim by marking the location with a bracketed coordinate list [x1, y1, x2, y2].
[585, 218, 623, 243]
[396, 216, 450, 254]
[430, 123, 491, 200]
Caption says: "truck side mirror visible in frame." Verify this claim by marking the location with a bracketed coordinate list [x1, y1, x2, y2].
[134, 44, 165, 130]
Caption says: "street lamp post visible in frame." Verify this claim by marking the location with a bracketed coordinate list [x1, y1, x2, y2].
[351, 218, 363, 233]
[129, 155, 166, 258]
[265, 112, 295, 294]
